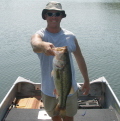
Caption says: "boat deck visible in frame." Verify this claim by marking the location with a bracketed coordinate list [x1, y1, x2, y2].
[5, 108, 118, 121]
[4, 97, 118, 121]
[75, 109, 118, 121]
[1, 77, 120, 121]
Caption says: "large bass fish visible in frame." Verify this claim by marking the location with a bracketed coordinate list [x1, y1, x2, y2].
[52, 46, 73, 117]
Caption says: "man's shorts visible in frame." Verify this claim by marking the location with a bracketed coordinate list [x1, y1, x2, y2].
[41, 91, 78, 117]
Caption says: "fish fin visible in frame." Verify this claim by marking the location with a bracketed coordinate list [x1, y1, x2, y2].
[69, 87, 74, 94]
[59, 109, 66, 118]
[51, 70, 54, 77]
[53, 89, 58, 98]
[54, 104, 60, 116]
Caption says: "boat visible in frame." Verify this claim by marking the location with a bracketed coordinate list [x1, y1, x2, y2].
[0, 76, 120, 121]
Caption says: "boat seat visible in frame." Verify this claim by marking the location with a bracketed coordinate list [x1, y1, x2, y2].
[74, 109, 118, 121]
[5, 108, 118, 121]
[15, 97, 43, 109]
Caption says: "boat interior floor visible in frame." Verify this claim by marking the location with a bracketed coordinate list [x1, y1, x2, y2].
[4, 96, 118, 121]
[5, 108, 118, 121]
[3, 78, 119, 121]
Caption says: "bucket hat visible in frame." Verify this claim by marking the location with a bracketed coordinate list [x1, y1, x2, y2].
[42, 1, 66, 20]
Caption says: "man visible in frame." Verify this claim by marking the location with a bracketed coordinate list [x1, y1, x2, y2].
[31, 1, 90, 121]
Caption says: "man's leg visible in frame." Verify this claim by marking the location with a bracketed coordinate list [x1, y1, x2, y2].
[52, 116, 62, 121]
[52, 116, 73, 121]
[41, 91, 78, 121]
[52, 91, 78, 121]
[65, 91, 78, 119]
[63, 116, 73, 121]
[41, 92, 58, 118]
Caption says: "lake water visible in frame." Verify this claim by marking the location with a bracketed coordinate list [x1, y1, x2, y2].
[0, 0, 120, 103]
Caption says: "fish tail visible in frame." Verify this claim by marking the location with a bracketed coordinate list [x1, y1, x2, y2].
[59, 109, 66, 118]
[54, 104, 66, 117]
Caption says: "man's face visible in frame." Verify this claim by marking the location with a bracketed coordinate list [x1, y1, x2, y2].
[45, 10, 63, 28]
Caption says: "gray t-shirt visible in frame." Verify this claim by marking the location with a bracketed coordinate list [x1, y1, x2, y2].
[36, 28, 78, 97]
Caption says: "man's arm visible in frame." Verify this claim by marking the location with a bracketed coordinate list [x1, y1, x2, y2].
[73, 38, 90, 95]
[31, 34, 55, 55]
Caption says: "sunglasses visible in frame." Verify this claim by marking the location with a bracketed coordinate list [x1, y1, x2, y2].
[46, 12, 61, 17]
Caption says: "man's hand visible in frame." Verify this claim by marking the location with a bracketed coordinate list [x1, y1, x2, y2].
[31, 34, 55, 55]
[41, 42, 55, 56]
[81, 81, 90, 95]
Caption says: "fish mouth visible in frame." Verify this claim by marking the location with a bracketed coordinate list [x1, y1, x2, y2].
[52, 46, 67, 53]
[52, 46, 68, 69]
[52, 46, 68, 61]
